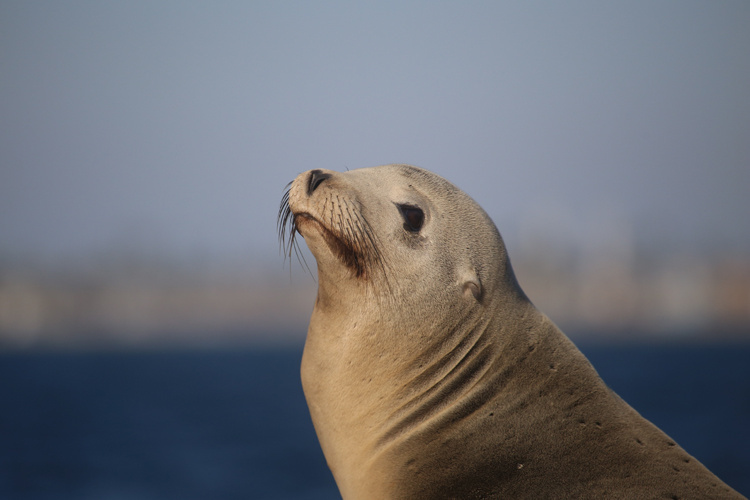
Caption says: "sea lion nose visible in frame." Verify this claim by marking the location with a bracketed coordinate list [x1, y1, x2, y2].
[307, 169, 332, 196]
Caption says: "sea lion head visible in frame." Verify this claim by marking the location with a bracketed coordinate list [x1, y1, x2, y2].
[279, 164, 527, 333]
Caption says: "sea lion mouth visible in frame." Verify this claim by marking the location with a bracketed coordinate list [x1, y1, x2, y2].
[278, 187, 373, 279]
[295, 213, 367, 277]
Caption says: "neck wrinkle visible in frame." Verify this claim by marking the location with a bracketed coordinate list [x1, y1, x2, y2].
[372, 298, 525, 454]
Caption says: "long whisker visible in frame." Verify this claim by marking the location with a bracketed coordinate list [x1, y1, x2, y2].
[277, 184, 292, 251]
[277, 182, 314, 278]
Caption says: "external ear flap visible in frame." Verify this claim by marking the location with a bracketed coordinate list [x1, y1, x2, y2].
[459, 264, 483, 302]
[463, 277, 483, 302]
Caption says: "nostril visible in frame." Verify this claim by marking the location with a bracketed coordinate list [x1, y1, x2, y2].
[307, 169, 331, 195]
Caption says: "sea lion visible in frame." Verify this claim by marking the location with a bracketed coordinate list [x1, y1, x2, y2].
[278, 164, 743, 499]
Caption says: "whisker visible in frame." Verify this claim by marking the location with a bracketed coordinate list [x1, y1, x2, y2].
[353, 205, 392, 295]
[277, 182, 314, 278]
[292, 229, 315, 279]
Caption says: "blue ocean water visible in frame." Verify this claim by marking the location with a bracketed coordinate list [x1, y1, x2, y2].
[0, 341, 748, 499]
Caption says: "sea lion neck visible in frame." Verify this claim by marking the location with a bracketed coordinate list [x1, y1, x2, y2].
[302, 291, 553, 498]
[304, 275, 540, 428]
[373, 295, 542, 440]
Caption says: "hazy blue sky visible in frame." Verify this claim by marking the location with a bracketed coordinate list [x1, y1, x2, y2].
[2, 1, 749, 268]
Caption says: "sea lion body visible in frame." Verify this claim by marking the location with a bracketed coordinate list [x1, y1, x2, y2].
[280, 164, 742, 499]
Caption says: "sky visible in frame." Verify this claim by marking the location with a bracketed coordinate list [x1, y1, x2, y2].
[2, 1, 749, 271]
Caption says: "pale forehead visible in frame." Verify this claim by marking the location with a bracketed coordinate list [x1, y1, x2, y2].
[336, 166, 442, 209]
[344, 164, 453, 194]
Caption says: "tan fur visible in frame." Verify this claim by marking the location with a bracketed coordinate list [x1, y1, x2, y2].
[283, 165, 743, 499]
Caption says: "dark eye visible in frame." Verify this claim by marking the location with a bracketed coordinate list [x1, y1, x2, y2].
[398, 204, 424, 232]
